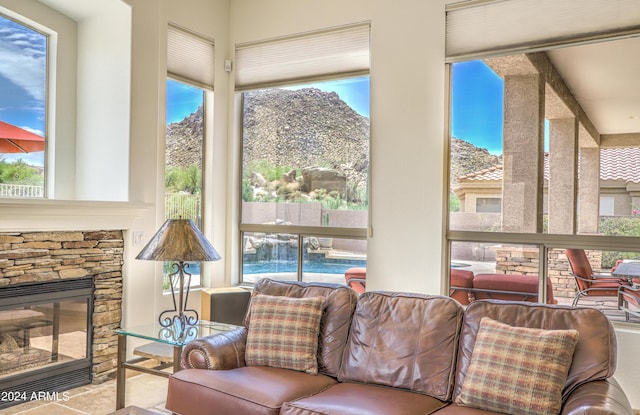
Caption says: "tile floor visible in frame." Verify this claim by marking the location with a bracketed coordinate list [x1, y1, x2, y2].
[4, 354, 639, 415]
[4, 371, 169, 415]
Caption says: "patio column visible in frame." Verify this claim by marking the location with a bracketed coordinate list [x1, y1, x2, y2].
[578, 147, 600, 234]
[502, 74, 545, 233]
[548, 117, 578, 234]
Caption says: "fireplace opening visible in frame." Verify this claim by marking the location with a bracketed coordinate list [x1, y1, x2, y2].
[0, 276, 93, 409]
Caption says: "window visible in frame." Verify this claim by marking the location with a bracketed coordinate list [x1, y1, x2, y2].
[165, 79, 205, 226]
[446, 0, 640, 324]
[476, 198, 501, 213]
[0, 14, 46, 198]
[599, 197, 614, 217]
[164, 25, 214, 288]
[237, 24, 370, 285]
[0, 2, 131, 201]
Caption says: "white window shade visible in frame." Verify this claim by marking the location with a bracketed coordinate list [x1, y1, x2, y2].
[167, 25, 215, 90]
[235, 23, 370, 90]
[446, 0, 640, 61]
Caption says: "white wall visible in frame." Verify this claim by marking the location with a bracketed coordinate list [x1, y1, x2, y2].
[75, 6, 131, 201]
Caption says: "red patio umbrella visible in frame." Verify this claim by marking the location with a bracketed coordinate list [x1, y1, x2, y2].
[0, 120, 45, 153]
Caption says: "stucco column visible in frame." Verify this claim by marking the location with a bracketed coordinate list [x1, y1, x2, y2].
[578, 147, 600, 234]
[502, 74, 545, 233]
[548, 118, 578, 234]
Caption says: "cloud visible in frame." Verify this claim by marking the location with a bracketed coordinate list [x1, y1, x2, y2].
[20, 125, 45, 137]
[0, 18, 46, 102]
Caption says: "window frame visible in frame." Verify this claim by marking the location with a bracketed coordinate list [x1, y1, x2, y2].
[163, 23, 215, 289]
[0, 11, 49, 199]
[444, 1, 640, 326]
[237, 78, 370, 284]
[235, 24, 371, 285]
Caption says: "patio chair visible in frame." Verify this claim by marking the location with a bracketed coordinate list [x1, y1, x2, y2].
[345, 267, 366, 294]
[450, 268, 474, 305]
[618, 285, 640, 321]
[564, 248, 630, 307]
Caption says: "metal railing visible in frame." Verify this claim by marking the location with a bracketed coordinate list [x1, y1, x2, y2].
[163, 192, 202, 290]
[165, 192, 201, 225]
[0, 184, 44, 198]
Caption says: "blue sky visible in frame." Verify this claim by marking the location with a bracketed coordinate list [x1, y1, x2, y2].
[166, 79, 204, 124]
[451, 60, 504, 155]
[167, 76, 371, 124]
[0, 15, 46, 166]
[286, 76, 370, 117]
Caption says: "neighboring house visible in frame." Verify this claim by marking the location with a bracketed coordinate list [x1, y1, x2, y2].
[454, 147, 640, 217]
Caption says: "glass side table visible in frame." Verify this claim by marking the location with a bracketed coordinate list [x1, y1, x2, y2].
[114, 320, 237, 410]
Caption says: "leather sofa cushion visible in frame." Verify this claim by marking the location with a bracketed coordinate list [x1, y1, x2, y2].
[281, 383, 448, 415]
[338, 292, 464, 401]
[166, 366, 337, 415]
[248, 278, 358, 378]
[455, 300, 617, 401]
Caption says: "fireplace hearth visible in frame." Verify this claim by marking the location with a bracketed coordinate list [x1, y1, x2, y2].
[0, 230, 124, 408]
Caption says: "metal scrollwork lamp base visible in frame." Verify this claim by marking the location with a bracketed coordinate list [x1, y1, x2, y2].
[136, 219, 221, 328]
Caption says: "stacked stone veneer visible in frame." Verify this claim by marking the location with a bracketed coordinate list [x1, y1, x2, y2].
[496, 247, 603, 301]
[0, 230, 123, 384]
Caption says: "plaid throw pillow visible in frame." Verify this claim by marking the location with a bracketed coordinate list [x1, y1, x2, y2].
[455, 317, 579, 415]
[245, 294, 325, 375]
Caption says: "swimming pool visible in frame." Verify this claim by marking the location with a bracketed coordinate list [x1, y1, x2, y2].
[243, 259, 367, 275]
[169, 258, 366, 277]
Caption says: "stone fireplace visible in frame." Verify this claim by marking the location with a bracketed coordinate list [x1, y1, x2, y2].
[0, 230, 123, 405]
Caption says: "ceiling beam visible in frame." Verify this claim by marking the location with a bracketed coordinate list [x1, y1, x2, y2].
[600, 133, 640, 148]
[526, 52, 600, 147]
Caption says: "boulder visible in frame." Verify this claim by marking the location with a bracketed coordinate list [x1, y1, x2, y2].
[301, 167, 346, 196]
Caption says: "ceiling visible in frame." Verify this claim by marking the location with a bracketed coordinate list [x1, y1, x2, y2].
[547, 35, 640, 137]
[36, 0, 125, 22]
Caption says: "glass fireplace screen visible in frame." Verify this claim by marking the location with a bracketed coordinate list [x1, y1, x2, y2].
[0, 298, 89, 379]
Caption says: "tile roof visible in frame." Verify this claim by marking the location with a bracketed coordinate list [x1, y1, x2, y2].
[600, 147, 640, 182]
[458, 166, 504, 181]
[458, 148, 640, 183]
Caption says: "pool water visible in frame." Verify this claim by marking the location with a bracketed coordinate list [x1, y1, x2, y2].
[243, 259, 366, 275]
[174, 259, 367, 276]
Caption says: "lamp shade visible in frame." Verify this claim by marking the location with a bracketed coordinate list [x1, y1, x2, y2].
[136, 219, 221, 262]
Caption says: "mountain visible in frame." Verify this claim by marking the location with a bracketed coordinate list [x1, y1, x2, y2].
[450, 137, 501, 187]
[242, 88, 369, 190]
[165, 94, 493, 194]
[166, 87, 370, 190]
[166, 105, 204, 169]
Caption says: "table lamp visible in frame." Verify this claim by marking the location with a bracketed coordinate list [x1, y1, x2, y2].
[136, 218, 221, 328]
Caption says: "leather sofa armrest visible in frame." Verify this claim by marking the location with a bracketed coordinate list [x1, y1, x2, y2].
[180, 326, 248, 370]
[561, 378, 633, 415]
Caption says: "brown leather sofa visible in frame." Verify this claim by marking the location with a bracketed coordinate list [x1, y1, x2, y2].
[166, 278, 633, 415]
